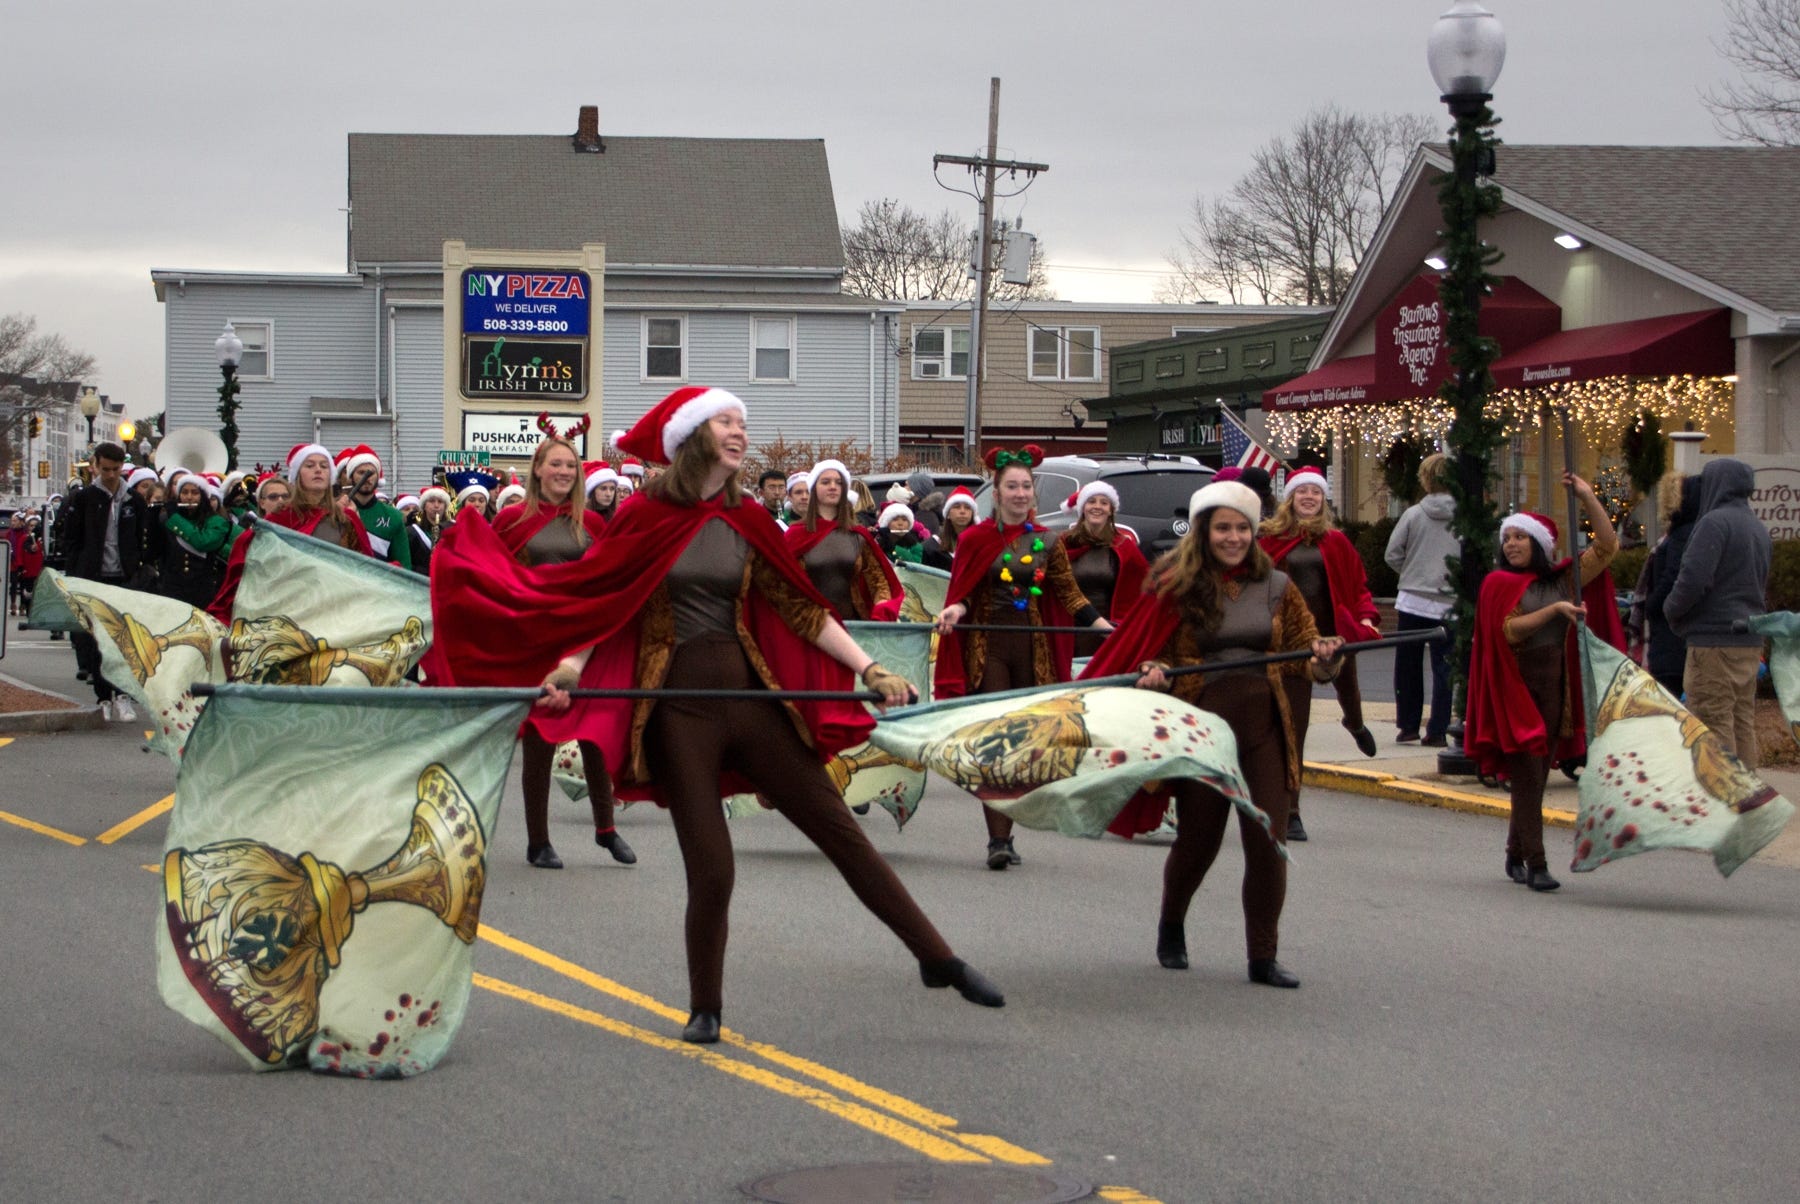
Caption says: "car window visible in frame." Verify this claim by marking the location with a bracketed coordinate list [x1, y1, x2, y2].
[1114, 471, 1213, 523]
[1033, 472, 1081, 516]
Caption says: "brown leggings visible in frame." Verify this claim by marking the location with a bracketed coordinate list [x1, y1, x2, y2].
[1504, 650, 1565, 871]
[1161, 675, 1291, 961]
[1282, 656, 1360, 819]
[645, 632, 954, 1012]
[519, 729, 615, 848]
[975, 624, 1039, 841]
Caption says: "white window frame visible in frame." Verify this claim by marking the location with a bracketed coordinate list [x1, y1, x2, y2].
[641, 313, 688, 383]
[749, 315, 796, 383]
[1026, 325, 1103, 383]
[911, 324, 972, 381]
[230, 319, 274, 381]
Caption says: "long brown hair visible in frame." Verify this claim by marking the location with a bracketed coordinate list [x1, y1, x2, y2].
[520, 437, 588, 542]
[289, 454, 357, 534]
[1152, 505, 1272, 632]
[1259, 488, 1336, 542]
[805, 467, 856, 534]
[646, 423, 743, 507]
[938, 497, 977, 553]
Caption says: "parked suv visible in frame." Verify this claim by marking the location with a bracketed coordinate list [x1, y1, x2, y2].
[1019, 454, 1216, 557]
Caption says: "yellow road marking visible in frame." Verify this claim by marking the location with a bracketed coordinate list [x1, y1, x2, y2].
[96, 794, 175, 844]
[473, 974, 987, 1164]
[478, 924, 1048, 1163]
[0, 809, 87, 846]
[0, 737, 13, 749]
[1099, 1189, 1168, 1203]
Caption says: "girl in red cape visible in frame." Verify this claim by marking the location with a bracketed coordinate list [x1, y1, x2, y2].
[584, 461, 621, 523]
[782, 458, 902, 622]
[431, 386, 1004, 1044]
[933, 444, 1112, 870]
[1467, 474, 1617, 893]
[492, 437, 633, 870]
[207, 444, 372, 621]
[1054, 480, 1149, 661]
[1081, 480, 1343, 988]
[1256, 466, 1381, 842]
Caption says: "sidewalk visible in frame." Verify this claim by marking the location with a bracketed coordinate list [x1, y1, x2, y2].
[1300, 699, 1800, 871]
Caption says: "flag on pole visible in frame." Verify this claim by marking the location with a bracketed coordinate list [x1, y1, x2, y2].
[1571, 628, 1792, 877]
[1219, 408, 1283, 474]
[158, 684, 529, 1076]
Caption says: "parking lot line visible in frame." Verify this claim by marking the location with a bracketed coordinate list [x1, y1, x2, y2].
[0, 809, 87, 846]
[96, 794, 175, 845]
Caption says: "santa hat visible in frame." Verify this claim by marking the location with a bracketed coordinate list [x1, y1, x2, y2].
[336, 444, 381, 481]
[1500, 511, 1559, 559]
[203, 472, 224, 499]
[255, 474, 288, 498]
[419, 485, 452, 507]
[878, 502, 915, 529]
[396, 494, 420, 512]
[159, 464, 183, 484]
[610, 385, 746, 465]
[807, 459, 854, 494]
[126, 467, 159, 491]
[786, 471, 809, 493]
[287, 443, 331, 483]
[1188, 481, 1263, 525]
[1282, 467, 1328, 501]
[1061, 480, 1121, 515]
[495, 477, 526, 508]
[584, 461, 619, 496]
[222, 470, 249, 498]
[944, 486, 978, 514]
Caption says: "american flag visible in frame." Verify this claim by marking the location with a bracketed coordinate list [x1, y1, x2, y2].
[1220, 408, 1284, 474]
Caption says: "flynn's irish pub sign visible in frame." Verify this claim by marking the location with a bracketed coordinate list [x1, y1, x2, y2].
[459, 269, 590, 400]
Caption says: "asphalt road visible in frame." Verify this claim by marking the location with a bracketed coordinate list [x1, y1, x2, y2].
[3, 621, 1796, 1203]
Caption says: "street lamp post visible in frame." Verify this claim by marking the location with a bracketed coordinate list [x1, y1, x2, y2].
[215, 321, 244, 472]
[1428, 0, 1508, 777]
[78, 385, 101, 451]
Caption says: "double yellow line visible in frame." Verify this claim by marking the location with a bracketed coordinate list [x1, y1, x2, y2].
[0, 792, 172, 847]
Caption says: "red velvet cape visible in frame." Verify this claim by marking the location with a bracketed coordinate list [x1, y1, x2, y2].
[429, 490, 873, 797]
[1465, 562, 1623, 776]
[934, 518, 1073, 699]
[1049, 529, 1149, 668]
[207, 505, 373, 621]
[782, 522, 903, 622]
[492, 501, 609, 557]
[1258, 527, 1380, 642]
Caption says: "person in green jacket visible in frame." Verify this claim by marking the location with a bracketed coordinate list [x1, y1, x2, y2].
[161, 471, 234, 610]
[335, 444, 411, 570]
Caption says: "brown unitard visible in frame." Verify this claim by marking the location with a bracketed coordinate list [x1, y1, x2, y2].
[640, 518, 953, 1013]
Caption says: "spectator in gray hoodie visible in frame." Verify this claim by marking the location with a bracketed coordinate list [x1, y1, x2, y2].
[1384, 453, 1458, 745]
[1662, 457, 1771, 765]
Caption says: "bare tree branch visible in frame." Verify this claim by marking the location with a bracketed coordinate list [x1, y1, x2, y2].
[1704, 0, 1800, 145]
[841, 198, 1054, 302]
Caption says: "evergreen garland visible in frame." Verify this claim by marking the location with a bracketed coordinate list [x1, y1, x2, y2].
[216, 367, 241, 472]
[1435, 100, 1506, 711]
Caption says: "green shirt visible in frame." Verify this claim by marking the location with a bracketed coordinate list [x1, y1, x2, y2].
[354, 498, 412, 570]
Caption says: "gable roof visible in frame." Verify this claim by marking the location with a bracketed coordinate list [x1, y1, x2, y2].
[1314, 144, 1800, 365]
[348, 134, 845, 273]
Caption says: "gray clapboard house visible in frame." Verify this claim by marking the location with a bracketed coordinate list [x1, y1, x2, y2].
[154, 108, 902, 490]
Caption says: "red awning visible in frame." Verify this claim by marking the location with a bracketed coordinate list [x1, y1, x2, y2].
[1263, 355, 1377, 412]
[1488, 308, 1734, 391]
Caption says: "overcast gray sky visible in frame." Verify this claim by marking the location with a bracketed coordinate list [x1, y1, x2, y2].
[2, 1, 1738, 419]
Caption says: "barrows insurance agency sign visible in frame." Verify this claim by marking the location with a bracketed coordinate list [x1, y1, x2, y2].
[460, 269, 590, 400]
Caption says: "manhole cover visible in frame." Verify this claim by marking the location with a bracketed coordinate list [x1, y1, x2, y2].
[740, 1161, 1093, 1203]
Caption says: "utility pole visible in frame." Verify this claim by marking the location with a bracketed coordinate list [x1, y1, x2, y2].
[934, 77, 1047, 465]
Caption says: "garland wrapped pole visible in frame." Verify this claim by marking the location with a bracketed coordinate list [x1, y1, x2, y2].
[1427, 1, 1508, 775]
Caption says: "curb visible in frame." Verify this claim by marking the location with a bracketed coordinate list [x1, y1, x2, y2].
[1302, 761, 1577, 829]
[0, 671, 107, 734]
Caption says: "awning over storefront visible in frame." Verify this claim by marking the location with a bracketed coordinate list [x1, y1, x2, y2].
[1263, 355, 1377, 411]
[1487, 307, 1733, 390]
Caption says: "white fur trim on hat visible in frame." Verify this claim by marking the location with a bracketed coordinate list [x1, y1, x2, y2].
[287, 443, 331, 484]
[396, 495, 420, 511]
[454, 484, 491, 509]
[806, 459, 854, 495]
[339, 450, 381, 481]
[169, 470, 218, 501]
[1499, 512, 1557, 559]
[786, 471, 809, 491]
[585, 466, 619, 495]
[878, 502, 914, 529]
[1064, 480, 1120, 514]
[619, 460, 645, 478]
[660, 387, 746, 460]
[419, 486, 451, 506]
[495, 483, 526, 506]
[1188, 481, 1263, 525]
[126, 467, 160, 490]
[1282, 467, 1328, 501]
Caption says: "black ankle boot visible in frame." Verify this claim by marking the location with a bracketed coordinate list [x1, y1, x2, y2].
[682, 1010, 721, 1044]
[1505, 856, 1528, 884]
[1526, 867, 1561, 892]
[596, 828, 637, 865]
[1286, 813, 1308, 843]
[985, 839, 1011, 871]
[919, 958, 1005, 1007]
[1156, 921, 1188, 970]
[1248, 958, 1300, 989]
[526, 843, 563, 869]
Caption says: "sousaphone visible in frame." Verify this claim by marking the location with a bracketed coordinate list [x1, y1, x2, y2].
[154, 427, 230, 474]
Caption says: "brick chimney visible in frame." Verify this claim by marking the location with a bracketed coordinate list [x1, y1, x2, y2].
[573, 105, 604, 153]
